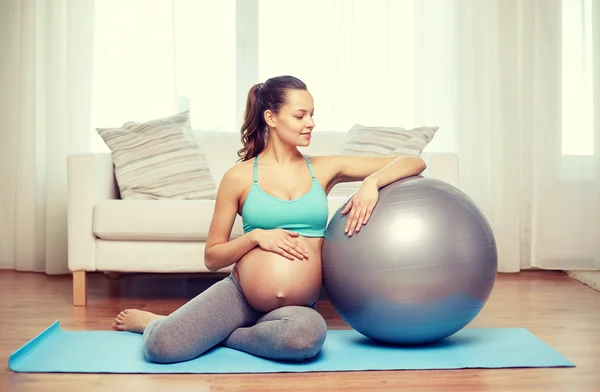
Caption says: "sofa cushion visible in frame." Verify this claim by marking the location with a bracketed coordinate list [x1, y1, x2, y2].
[93, 200, 244, 241]
[340, 124, 438, 156]
[95, 240, 232, 273]
[96, 111, 218, 200]
[329, 124, 438, 197]
[93, 197, 349, 241]
[194, 130, 244, 186]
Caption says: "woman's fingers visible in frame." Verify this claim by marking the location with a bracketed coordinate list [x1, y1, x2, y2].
[285, 233, 309, 259]
[340, 199, 353, 216]
[277, 245, 295, 260]
[280, 242, 305, 260]
[363, 204, 374, 224]
[354, 207, 367, 232]
[291, 240, 309, 259]
[355, 203, 374, 232]
[346, 202, 364, 236]
[347, 201, 376, 235]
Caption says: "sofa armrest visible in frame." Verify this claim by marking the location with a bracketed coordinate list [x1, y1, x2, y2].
[420, 152, 460, 188]
[67, 153, 119, 272]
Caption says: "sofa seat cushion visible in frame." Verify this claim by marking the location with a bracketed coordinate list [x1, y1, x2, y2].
[93, 196, 350, 241]
[93, 200, 244, 241]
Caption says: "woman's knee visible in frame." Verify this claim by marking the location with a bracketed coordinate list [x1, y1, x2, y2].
[281, 308, 327, 360]
[143, 330, 172, 363]
[143, 323, 190, 363]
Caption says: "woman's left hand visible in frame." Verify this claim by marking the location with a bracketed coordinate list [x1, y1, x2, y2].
[340, 180, 379, 236]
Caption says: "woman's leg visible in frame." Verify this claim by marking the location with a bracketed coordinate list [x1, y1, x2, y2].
[221, 305, 328, 361]
[116, 275, 262, 364]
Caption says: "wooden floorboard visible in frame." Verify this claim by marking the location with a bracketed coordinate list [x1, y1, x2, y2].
[0, 270, 598, 391]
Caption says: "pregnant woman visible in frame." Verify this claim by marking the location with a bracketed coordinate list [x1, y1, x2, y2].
[112, 75, 426, 363]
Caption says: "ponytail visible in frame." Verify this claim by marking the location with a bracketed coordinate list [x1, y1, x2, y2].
[237, 76, 308, 162]
[238, 83, 267, 162]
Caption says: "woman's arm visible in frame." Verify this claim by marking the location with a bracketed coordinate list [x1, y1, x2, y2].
[204, 167, 258, 272]
[329, 155, 426, 187]
[317, 154, 426, 236]
[361, 155, 426, 188]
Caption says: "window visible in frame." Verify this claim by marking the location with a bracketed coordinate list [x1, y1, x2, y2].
[174, 0, 236, 132]
[90, 0, 593, 157]
[258, 0, 416, 132]
[258, 0, 339, 130]
[90, 0, 236, 152]
[91, 0, 416, 153]
[561, 0, 594, 156]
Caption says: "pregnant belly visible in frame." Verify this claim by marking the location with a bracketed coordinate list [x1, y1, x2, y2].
[234, 237, 323, 313]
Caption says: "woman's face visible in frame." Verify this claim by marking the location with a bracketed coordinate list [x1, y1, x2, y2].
[265, 89, 315, 147]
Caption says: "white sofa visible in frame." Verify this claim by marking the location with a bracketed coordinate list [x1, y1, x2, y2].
[67, 130, 459, 306]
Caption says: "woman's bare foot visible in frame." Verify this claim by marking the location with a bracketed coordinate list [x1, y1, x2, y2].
[112, 309, 166, 333]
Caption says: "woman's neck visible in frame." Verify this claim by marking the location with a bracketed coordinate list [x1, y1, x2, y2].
[260, 139, 302, 165]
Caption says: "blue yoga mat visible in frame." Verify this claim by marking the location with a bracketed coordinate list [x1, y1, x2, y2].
[9, 321, 574, 373]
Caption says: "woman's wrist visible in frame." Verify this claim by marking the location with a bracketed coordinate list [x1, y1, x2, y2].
[248, 229, 263, 245]
[362, 176, 380, 189]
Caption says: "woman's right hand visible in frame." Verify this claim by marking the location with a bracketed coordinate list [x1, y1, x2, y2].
[252, 229, 309, 260]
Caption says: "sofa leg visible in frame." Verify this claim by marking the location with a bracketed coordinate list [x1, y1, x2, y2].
[73, 271, 87, 306]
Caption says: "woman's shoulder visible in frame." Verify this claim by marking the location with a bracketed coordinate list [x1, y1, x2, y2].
[305, 154, 339, 168]
[304, 154, 344, 183]
[222, 159, 254, 184]
[214, 160, 254, 201]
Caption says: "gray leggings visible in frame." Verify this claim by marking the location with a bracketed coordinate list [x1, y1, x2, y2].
[142, 273, 327, 363]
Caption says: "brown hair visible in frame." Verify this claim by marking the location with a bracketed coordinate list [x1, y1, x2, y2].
[237, 75, 307, 162]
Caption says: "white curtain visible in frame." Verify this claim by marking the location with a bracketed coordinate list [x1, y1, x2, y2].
[90, 0, 237, 150]
[0, 0, 95, 274]
[259, 0, 599, 272]
[91, 0, 180, 138]
[1, 0, 598, 274]
[257, 0, 417, 132]
[436, 0, 600, 271]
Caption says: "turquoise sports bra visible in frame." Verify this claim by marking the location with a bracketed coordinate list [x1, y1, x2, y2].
[241, 155, 329, 237]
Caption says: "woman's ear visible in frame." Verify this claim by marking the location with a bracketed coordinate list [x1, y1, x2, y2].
[264, 109, 276, 127]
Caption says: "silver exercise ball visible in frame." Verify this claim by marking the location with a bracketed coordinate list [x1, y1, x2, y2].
[322, 176, 497, 345]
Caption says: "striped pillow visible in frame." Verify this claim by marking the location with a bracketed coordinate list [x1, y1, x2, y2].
[330, 124, 438, 197]
[340, 124, 438, 156]
[97, 111, 217, 200]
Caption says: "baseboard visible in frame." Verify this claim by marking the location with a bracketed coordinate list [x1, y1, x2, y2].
[567, 271, 600, 292]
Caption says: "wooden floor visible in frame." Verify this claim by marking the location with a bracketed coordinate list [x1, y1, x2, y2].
[1, 270, 598, 392]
